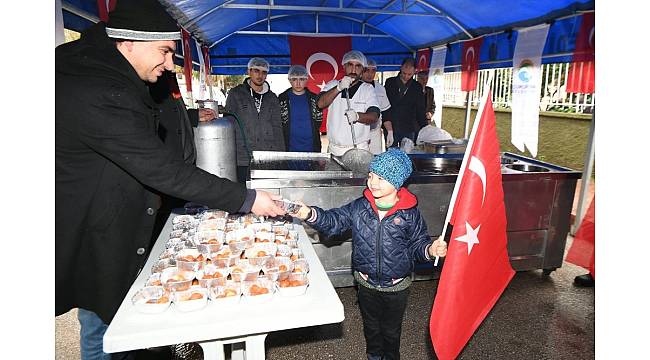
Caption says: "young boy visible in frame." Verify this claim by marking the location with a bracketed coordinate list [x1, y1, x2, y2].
[291, 148, 447, 360]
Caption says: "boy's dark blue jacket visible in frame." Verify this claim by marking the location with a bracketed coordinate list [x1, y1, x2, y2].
[307, 187, 432, 288]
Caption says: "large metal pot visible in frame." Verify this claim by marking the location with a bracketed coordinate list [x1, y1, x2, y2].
[194, 117, 237, 181]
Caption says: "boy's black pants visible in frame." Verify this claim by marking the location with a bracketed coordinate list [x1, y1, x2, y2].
[357, 285, 411, 360]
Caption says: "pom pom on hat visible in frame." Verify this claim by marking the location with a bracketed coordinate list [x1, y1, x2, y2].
[105, 0, 180, 41]
[368, 148, 413, 189]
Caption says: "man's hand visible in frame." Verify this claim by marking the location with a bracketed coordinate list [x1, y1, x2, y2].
[386, 130, 394, 147]
[428, 236, 448, 258]
[345, 109, 359, 125]
[251, 190, 286, 217]
[198, 108, 217, 122]
[337, 76, 354, 91]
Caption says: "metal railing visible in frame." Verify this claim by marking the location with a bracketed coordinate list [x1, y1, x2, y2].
[442, 63, 595, 114]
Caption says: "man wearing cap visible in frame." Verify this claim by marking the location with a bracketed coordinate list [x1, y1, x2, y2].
[361, 59, 392, 154]
[278, 65, 323, 152]
[225, 57, 285, 182]
[384, 57, 427, 147]
[317, 50, 381, 157]
[56, 0, 284, 358]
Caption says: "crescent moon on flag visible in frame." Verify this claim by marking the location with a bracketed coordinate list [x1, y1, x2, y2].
[306, 52, 339, 80]
[469, 156, 486, 206]
[419, 54, 427, 69]
[588, 27, 595, 48]
[466, 46, 475, 62]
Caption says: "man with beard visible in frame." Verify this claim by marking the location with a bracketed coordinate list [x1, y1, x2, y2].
[225, 57, 285, 182]
[361, 59, 392, 154]
[317, 50, 380, 157]
[384, 57, 427, 147]
[56, 1, 285, 358]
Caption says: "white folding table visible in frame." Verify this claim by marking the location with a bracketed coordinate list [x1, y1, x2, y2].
[103, 212, 345, 360]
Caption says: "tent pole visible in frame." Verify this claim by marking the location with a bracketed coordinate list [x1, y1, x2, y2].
[55, 0, 65, 47]
[463, 91, 472, 138]
[571, 100, 595, 234]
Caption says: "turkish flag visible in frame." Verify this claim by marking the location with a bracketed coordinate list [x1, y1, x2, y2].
[565, 197, 595, 278]
[289, 35, 351, 132]
[416, 48, 431, 73]
[97, 0, 116, 22]
[430, 92, 515, 360]
[181, 28, 193, 93]
[461, 38, 483, 91]
[202, 45, 211, 86]
[566, 13, 595, 93]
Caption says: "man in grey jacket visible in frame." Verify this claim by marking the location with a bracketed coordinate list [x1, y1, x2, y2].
[225, 57, 285, 182]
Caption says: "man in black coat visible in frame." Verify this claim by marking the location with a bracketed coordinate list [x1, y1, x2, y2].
[55, 1, 284, 357]
[383, 57, 427, 147]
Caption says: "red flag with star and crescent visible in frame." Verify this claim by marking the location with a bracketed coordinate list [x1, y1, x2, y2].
[416, 48, 431, 73]
[461, 38, 483, 91]
[181, 28, 193, 94]
[289, 35, 351, 132]
[429, 91, 515, 360]
[566, 13, 595, 93]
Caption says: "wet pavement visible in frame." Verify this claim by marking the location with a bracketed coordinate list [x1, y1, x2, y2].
[55, 235, 594, 360]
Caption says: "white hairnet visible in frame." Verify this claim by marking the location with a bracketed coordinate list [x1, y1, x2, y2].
[247, 57, 270, 72]
[288, 65, 308, 78]
[341, 50, 367, 67]
[366, 59, 377, 68]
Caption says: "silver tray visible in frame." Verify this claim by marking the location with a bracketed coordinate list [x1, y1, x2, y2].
[249, 151, 355, 180]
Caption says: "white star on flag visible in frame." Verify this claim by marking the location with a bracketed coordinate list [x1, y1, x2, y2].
[455, 221, 481, 255]
[317, 80, 328, 91]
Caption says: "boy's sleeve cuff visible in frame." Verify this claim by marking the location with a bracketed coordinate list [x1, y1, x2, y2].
[306, 208, 318, 223]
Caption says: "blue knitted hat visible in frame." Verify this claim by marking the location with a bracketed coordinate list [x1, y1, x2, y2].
[368, 148, 413, 189]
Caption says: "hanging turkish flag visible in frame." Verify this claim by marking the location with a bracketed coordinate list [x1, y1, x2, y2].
[565, 197, 595, 278]
[97, 0, 117, 23]
[430, 91, 515, 360]
[416, 48, 431, 73]
[181, 28, 193, 93]
[566, 13, 595, 93]
[289, 35, 351, 132]
[461, 38, 483, 91]
[202, 46, 211, 85]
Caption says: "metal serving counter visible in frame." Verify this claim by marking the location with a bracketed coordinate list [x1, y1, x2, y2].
[247, 151, 581, 287]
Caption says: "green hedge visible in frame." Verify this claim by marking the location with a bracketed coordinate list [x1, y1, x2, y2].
[440, 106, 594, 176]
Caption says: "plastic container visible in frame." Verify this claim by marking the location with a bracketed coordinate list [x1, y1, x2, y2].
[132, 286, 171, 314]
[209, 281, 242, 305]
[290, 248, 304, 261]
[151, 258, 174, 274]
[254, 231, 274, 243]
[275, 244, 292, 258]
[173, 287, 208, 312]
[201, 210, 229, 221]
[160, 267, 195, 292]
[196, 265, 228, 288]
[175, 249, 207, 272]
[210, 249, 242, 268]
[291, 258, 309, 274]
[229, 260, 261, 282]
[277, 273, 309, 297]
[241, 278, 275, 303]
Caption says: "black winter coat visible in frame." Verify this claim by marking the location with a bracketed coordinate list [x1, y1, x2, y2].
[384, 75, 428, 133]
[307, 188, 432, 287]
[278, 89, 323, 152]
[56, 23, 249, 324]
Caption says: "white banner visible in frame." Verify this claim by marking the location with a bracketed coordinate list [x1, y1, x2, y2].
[511, 24, 549, 157]
[428, 46, 447, 128]
[195, 42, 207, 100]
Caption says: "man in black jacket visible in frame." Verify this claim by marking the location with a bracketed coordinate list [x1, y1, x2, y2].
[55, 1, 284, 358]
[383, 58, 427, 147]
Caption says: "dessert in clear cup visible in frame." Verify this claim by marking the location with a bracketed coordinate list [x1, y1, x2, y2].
[197, 219, 226, 232]
[196, 265, 228, 288]
[201, 210, 229, 221]
[160, 267, 195, 292]
[226, 229, 255, 251]
[254, 230, 273, 243]
[175, 249, 207, 272]
[291, 258, 309, 274]
[277, 273, 309, 297]
[242, 278, 275, 302]
[275, 244, 292, 258]
[132, 286, 171, 314]
[210, 248, 242, 268]
[146, 273, 162, 287]
[244, 243, 277, 266]
[229, 260, 261, 282]
[209, 281, 242, 305]
[173, 287, 208, 312]
[290, 248, 304, 261]
[247, 222, 273, 233]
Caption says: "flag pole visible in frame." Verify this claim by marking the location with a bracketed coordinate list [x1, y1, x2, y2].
[434, 73, 494, 266]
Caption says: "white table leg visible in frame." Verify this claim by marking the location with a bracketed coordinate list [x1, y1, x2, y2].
[198, 340, 226, 360]
[244, 334, 268, 360]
